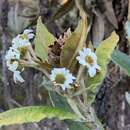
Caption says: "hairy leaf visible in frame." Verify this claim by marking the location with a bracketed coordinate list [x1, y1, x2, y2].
[86, 32, 119, 102]
[50, 92, 92, 130]
[0, 106, 79, 127]
[112, 50, 130, 76]
[34, 17, 55, 61]
[49, 92, 72, 112]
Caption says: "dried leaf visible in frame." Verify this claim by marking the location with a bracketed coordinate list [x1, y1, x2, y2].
[91, 15, 105, 48]
[50, 0, 74, 22]
[103, 0, 118, 29]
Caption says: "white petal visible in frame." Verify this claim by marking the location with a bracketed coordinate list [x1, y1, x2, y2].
[28, 34, 35, 39]
[50, 68, 75, 90]
[5, 48, 20, 60]
[76, 55, 87, 65]
[95, 64, 101, 71]
[23, 29, 33, 34]
[7, 61, 19, 72]
[13, 71, 25, 83]
[79, 50, 86, 57]
[88, 67, 96, 77]
[90, 52, 97, 61]
[83, 48, 91, 55]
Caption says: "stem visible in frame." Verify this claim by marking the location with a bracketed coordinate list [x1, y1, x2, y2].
[76, 65, 84, 83]
[66, 97, 86, 121]
[75, 0, 87, 19]
[20, 60, 50, 79]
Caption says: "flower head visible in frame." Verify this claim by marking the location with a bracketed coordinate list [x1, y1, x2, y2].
[50, 68, 76, 90]
[5, 44, 24, 83]
[6, 60, 19, 72]
[12, 29, 34, 49]
[76, 48, 101, 77]
[5, 47, 20, 60]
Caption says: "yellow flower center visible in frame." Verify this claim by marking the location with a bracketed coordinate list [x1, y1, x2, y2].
[55, 74, 66, 84]
[19, 34, 28, 40]
[85, 56, 94, 65]
[19, 47, 28, 57]
[10, 59, 17, 64]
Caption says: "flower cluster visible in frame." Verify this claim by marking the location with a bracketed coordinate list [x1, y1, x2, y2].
[76, 48, 101, 77]
[50, 48, 100, 91]
[5, 29, 34, 83]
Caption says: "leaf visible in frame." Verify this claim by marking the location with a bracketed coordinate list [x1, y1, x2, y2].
[91, 14, 105, 48]
[103, 0, 118, 29]
[112, 50, 130, 76]
[0, 106, 79, 127]
[50, 92, 92, 130]
[86, 32, 119, 103]
[34, 17, 55, 61]
[50, 0, 74, 22]
[60, 17, 88, 70]
[49, 92, 72, 112]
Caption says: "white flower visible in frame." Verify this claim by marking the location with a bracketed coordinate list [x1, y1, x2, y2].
[76, 48, 101, 77]
[12, 29, 34, 49]
[50, 68, 76, 90]
[5, 47, 20, 60]
[6, 60, 19, 72]
[13, 71, 25, 83]
[23, 29, 35, 39]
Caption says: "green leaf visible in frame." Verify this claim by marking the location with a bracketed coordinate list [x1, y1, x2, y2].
[34, 17, 55, 61]
[49, 92, 72, 112]
[86, 32, 119, 102]
[112, 50, 130, 76]
[49, 92, 92, 130]
[60, 17, 88, 71]
[0, 106, 79, 127]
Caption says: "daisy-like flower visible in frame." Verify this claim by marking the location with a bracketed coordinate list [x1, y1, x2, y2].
[5, 47, 24, 83]
[13, 70, 25, 83]
[5, 47, 20, 71]
[5, 47, 20, 60]
[6, 60, 19, 72]
[50, 68, 76, 90]
[76, 48, 101, 77]
[12, 29, 34, 49]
